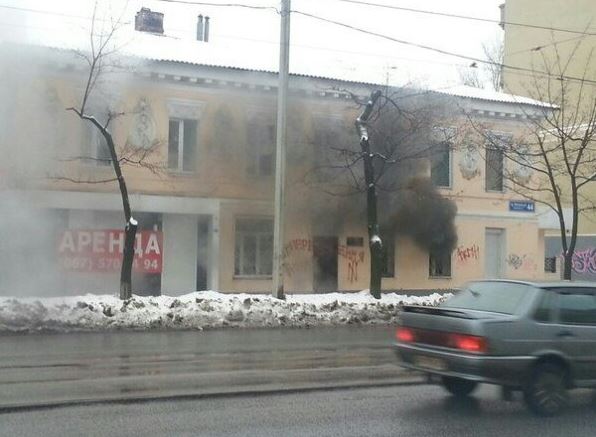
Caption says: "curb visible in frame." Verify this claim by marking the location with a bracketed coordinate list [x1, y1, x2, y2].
[0, 376, 426, 414]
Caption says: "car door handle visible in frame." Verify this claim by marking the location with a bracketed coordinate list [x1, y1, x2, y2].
[557, 330, 574, 338]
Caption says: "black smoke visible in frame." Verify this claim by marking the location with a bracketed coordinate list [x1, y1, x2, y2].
[387, 177, 458, 253]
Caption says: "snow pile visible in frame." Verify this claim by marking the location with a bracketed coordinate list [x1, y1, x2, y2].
[0, 290, 451, 333]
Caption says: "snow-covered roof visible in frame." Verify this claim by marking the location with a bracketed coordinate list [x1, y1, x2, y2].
[435, 85, 555, 108]
[8, 29, 554, 106]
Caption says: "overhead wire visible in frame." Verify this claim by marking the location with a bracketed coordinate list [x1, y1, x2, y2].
[292, 10, 596, 87]
[328, 0, 596, 37]
[4, 1, 595, 88]
[149, 0, 279, 12]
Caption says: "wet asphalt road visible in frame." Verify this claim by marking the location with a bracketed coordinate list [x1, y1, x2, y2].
[0, 326, 414, 408]
[3, 384, 596, 437]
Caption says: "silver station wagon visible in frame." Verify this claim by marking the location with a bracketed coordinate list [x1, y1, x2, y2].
[394, 280, 596, 416]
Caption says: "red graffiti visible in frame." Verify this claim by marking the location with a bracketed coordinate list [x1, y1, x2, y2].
[456, 244, 480, 263]
[342, 246, 365, 283]
[282, 238, 365, 284]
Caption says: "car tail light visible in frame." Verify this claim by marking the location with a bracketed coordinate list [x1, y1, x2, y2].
[396, 327, 416, 343]
[451, 334, 488, 354]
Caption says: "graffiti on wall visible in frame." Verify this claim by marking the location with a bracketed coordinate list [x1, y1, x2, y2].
[282, 238, 365, 283]
[339, 245, 365, 283]
[567, 248, 596, 275]
[506, 253, 537, 272]
[456, 244, 480, 264]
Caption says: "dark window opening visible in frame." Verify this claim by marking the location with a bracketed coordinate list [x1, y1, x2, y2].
[347, 237, 364, 247]
[429, 249, 452, 277]
[431, 142, 451, 187]
[486, 147, 504, 191]
[247, 121, 275, 176]
[544, 257, 557, 273]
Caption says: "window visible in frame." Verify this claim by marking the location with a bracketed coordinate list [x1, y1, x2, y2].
[234, 218, 273, 277]
[312, 117, 352, 182]
[83, 125, 111, 166]
[246, 119, 275, 176]
[381, 232, 395, 277]
[534, 290, 554, 322]
[430, 142, 451, 187]
[544, 257, 557, 273]
[346, 237, 364, 247]
[168, 118, 197, 172]
[429, 249, 452, 277]
[485, 134, 508, 191]
[557, 290, 596, 325]
[443, 281, 535, 315]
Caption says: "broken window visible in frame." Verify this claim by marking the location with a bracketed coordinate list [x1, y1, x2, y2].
[429, 249, 452, 277]
[168, 118, 197, 172]
[234, 218, 273, 276]
[430, 142, 451, 187]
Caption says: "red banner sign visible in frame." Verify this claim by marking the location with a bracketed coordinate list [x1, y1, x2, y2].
[58, 229, 163, 274]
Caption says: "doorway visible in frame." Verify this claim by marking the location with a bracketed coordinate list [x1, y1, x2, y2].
[196, 216, 210, 291]
[485, 228, 505, 278]
[313, 236, 338, 292]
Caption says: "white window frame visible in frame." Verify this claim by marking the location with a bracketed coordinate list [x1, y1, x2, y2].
[168, 118, 198, 172]
[166, 99, 205, 173]
[234, 217, 273, 278]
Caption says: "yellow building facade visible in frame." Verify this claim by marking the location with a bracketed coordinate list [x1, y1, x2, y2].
[0, 40, 558, 297]
[501, 0, 596, 234]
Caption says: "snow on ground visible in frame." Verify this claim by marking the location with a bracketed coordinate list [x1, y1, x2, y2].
[0, 290, 451, 333]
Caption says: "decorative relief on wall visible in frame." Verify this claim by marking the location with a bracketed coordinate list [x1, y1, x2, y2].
[458, 144, 480, 180]
[129, 98, 156, 149]
[511, 145, 533, 185]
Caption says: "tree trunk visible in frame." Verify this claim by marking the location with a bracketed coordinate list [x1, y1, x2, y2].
[101, 124, 137, 300]
[120, 219, 138, 299]
[356, 90, 383, 299]
[563, 252, 573, 280]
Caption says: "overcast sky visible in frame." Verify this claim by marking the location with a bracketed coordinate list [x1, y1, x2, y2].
[0, 0, 505, 87]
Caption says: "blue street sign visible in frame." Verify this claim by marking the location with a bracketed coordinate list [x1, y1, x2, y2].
[509, 200, 535, 212]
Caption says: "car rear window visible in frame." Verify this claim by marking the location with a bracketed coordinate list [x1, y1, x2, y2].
[441, 282, 535, 315]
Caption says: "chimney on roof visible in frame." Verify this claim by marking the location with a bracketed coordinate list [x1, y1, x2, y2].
[204, 16, 210, 42]
[197, 15, 210, 42]
[197, 15, 204, 40]
[135, 7, 164, 34]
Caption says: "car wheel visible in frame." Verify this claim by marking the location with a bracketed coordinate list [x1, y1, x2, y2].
[441, 376, 478, 397]
[523, 363, 568, 416]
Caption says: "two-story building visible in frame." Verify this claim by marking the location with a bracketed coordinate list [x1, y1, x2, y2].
[0, 9, 558, 297]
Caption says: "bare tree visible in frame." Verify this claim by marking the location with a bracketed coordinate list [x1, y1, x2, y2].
[305, 88, 459, 298]
[59, 4, 161, 299]
[482, 37, 504, 92]
[458, 64, 485, 89]
[458, 37, 504, 91]
[466, 39, 596, 279]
